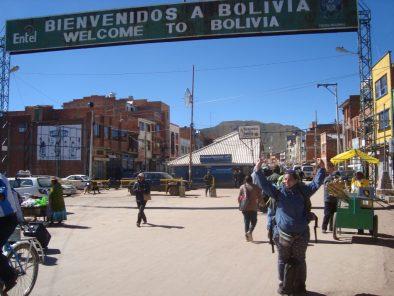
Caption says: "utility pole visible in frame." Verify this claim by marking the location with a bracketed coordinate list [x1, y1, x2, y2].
[144, 129, 147, 171]
[314, 111, 318, 163]
[88, 102, 94, 179]
[317, 83, 341, 155]
[188, 65, 195, 183]
[383, 104, 387, 172]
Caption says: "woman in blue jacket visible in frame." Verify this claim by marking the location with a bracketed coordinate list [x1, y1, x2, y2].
[253, 158, 326, 295]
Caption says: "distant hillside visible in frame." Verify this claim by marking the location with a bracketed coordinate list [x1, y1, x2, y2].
[199, 121, 301, 154]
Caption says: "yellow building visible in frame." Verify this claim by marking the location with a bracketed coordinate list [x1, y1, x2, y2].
[372, 51, 393, 177]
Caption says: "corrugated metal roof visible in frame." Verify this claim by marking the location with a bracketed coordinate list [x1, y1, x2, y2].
[167, 132, 260, 166]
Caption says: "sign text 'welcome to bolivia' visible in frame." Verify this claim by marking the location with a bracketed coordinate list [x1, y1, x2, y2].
[6, 0, 358, 54]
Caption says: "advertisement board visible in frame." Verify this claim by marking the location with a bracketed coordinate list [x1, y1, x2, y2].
[6, 0, 358, 54]
[200, 154, 232, 164]
[239, 125, 261, 139]
[37, 125, 82, 161]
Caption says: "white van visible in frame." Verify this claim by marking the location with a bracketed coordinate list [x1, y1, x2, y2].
[301, 165, 314, 181]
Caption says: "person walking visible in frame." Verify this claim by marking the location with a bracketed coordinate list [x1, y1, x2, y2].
[233, 169, 239, 188]
[253, 158, 326, 295]
[203, 171, 214, 197]
[322, 170, 340, 233]
[48, 178, 67, 223]
[132, 173, 151, 227]
[238, 175, 264, 242]
[0, 174, 23, 294]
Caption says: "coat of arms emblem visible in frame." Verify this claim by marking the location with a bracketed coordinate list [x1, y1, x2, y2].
[320, 0, 343, 17]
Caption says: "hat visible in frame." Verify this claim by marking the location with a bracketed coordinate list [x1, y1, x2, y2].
[137, 173, 145, 178]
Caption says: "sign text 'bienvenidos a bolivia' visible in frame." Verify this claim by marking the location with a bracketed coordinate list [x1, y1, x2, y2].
[6, 0, 358, 54]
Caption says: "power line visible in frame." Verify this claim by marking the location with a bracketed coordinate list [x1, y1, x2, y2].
[18, 54, 355, 77]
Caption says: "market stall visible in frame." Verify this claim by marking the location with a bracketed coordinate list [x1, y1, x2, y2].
[21, 195, 49, 221]
[329, 149, 379, 240]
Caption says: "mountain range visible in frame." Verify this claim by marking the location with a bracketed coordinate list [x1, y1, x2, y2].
[199, 120, 301, 154]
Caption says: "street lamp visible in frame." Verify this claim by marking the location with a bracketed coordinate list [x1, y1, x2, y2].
[317, 83, 342, 155]
[10, 66, 20, 74]
[88, 102, 94, 179]
[336, 46, 357, 55]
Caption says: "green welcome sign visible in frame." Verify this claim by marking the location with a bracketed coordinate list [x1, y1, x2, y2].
[6, 0, 358, 54]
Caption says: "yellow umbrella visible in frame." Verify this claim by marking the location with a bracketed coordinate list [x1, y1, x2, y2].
[330, 149, 379, 165]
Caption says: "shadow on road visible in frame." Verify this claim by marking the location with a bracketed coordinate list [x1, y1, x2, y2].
[45, 248, 61, 255]
[143, 223, 184, 229]
[251, 240, 269, 244]
[312, 239, 351, 245]
[48, 223, 91, 230]
[69, 205, 238, 211]
[373, 205, 394, 211]
[306, 292, 327, 296]
[352, 234, 394, 249]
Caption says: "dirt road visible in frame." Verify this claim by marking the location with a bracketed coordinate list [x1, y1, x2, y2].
[32, 187, 393, 296]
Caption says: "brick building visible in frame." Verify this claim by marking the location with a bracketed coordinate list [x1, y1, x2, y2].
[179, 127, 190, 157]
[305, 122, 336, 162]
[169, 123, 180, 159]
[1, 95, 171, 178]
[340, 95, 360, 150]
[320, 132, 342, 165]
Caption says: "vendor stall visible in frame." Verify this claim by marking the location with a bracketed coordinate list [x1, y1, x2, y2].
[329, 149, 379, 240]
[21, 195, 48, 221]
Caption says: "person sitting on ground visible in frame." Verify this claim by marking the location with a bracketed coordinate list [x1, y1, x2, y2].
[238, 175, 264, 242]
[253, 158, 326, 295]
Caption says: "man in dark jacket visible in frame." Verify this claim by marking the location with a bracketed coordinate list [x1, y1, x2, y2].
[253, 158, 326, 295]
[132, 173, 151, 227]
[203, 171, 214, 197]
[267, 165, 281, 184]
[322, 171, 340, 233]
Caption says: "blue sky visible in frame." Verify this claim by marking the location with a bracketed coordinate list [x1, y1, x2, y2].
[1, 0, 393, 131]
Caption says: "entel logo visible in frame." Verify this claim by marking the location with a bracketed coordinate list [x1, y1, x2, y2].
[12, 25, 37, 45]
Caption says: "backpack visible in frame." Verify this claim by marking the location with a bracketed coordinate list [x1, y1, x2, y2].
[238, 185, 249, 211]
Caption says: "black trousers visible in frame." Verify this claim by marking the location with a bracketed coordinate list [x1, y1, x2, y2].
[205, 186, 211, 196]
[242, 211, 257, 233]
[136, 200, 147, 224]
[0, 214, 18, 284]
[322, 202, 337, 231]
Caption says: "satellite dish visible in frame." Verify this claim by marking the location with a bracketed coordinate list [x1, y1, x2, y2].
[184, 88, 192, 107]
[106, 92, 116, 98]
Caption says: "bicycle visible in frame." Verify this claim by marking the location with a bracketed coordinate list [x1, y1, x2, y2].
[1, 228, 42, 296]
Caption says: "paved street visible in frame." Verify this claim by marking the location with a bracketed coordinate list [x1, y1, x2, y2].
[32, 187, 394, 296]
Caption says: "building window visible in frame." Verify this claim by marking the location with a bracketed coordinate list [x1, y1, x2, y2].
[156, 124, 160, 132]
[111, 129, 120, 140]
[375, 74, 388, 99]
[147, 141, 151, 151]
[104, 127, 110, 139]
[18, 123, 27, 133]
[139, 122, 145, 131]
[378, 109, 390, 131]
[94, 124, 100, 137]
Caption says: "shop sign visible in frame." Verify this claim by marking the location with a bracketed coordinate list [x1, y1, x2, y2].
[200, 154, 232, 164]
